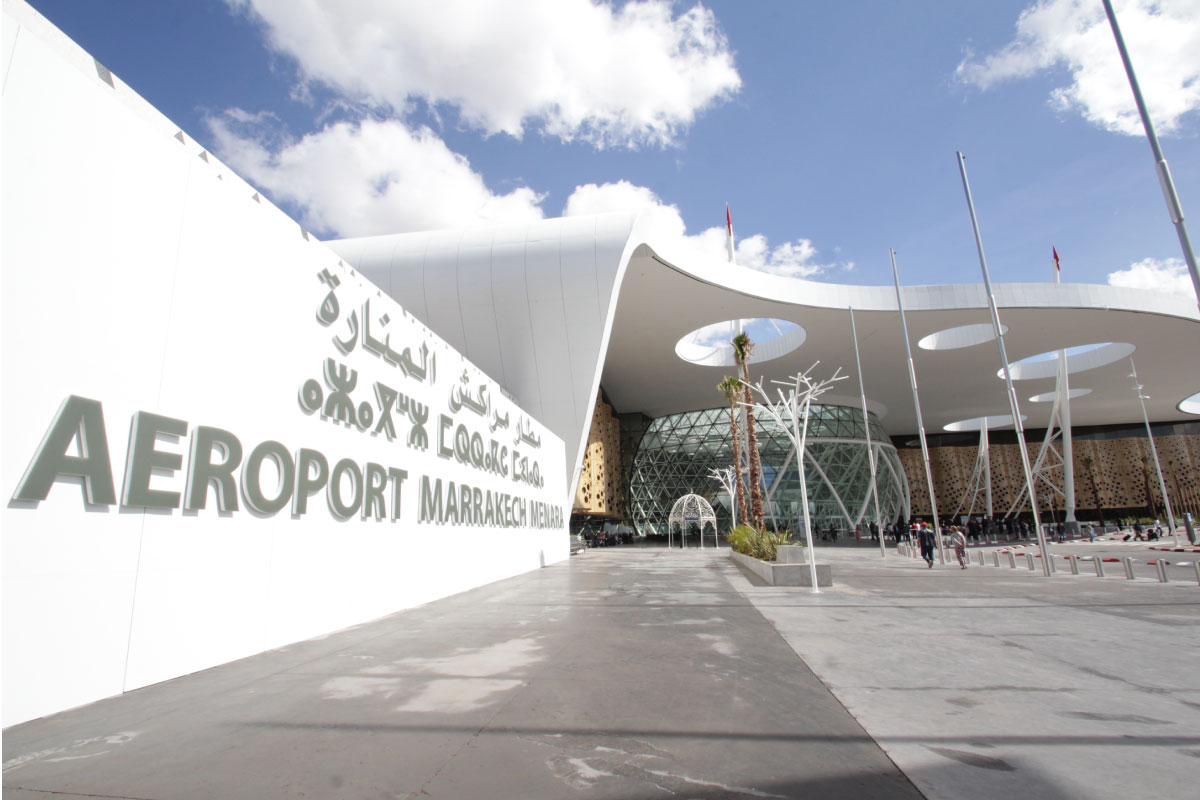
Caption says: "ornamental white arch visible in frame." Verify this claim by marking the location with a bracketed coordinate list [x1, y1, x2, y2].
[668, 493, 717, 549]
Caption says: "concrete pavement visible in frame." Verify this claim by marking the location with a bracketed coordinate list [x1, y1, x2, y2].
[4, 545, 1198, 799]
[736, 546, 1200, 800]
[3, 550, 919, 800]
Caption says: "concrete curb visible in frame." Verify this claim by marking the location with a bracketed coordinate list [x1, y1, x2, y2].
[728, 549, 833, 587]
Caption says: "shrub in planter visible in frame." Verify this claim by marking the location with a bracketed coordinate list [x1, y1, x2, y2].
[726, 525, 795, 562]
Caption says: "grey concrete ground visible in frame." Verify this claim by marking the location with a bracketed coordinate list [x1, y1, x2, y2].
[4, 545, 1198, 799]
[4, 550, 920, 800]
[739, 545, 1200, 800]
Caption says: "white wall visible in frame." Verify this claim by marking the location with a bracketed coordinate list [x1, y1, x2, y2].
[1, 1, 568, 727]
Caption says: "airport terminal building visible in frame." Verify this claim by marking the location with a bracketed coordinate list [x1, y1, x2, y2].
[4, 0, 1199, 726]
[330, 218, 1200, 540]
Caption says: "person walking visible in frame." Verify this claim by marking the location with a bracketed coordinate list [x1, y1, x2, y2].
[950, 526, 968, 569]
[918, 523, 936, 568]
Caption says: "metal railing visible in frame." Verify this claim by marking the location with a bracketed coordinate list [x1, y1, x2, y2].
[893, 542, 1200, 584]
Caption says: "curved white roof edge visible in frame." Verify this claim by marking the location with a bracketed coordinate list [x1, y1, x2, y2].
[329, 212, 1200, 501]
[645, 222, 1199, 319]
[331, 213, 644, 498]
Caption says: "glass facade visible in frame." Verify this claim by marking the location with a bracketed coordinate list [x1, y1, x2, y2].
[629, 404, 909, 537]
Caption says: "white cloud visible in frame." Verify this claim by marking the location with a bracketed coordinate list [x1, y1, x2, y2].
[562, 181, 846, 279]
[687, 318, 797, 348]
[688, 322, 735, 347]
[206, 121, 837, 277]
[226, 0, 740, 148]
[956, 0, 1200, 135]
[207, 111, 544, 237]
[1107, 256, 1195, 294]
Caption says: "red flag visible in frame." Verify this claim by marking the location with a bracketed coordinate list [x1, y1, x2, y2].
[1052, 246, 1060, 272]
[725, 203, 735, 263]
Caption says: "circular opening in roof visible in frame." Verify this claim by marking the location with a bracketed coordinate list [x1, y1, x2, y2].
[943, 414, 1026, 432]
[1180, 391, 1200, 415]
[675, 318, 806, 367]
[1028, 387, 1093, 403]
[999, 342, 1135, 381]
[918, 323, 1008, 351]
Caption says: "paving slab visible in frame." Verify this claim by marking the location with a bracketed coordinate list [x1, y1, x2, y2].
[4, 550, 920, 800]
[733, 547, 1200, 800]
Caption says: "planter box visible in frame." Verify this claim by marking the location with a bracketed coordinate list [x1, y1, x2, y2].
[729, 550, 833, 587]
[776, 545, 811, 564]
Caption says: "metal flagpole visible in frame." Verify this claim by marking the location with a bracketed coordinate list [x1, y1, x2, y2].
[1053, 253, 1077, 533]
[850, 307, 887, 558]
[725, 204, 749, 503]
[1102, 0, 1200, 316]
[956, 152, 1052, 576]
[727, 204, 744, 335]
[1129, 357, 1178, 545]
[890, 250, 946, 564]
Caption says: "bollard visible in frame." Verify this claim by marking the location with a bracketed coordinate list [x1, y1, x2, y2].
[1026, 553, 1036, 571]
[1123, 557, 1136, 580]
[977, 550, 986, 566]
[1094, 557, 1105, 578]
[1155, 559, 1168, 583]
[1069, 554, 1080, 575]
[1008, 551, 1017, 569]
[1194, 562, 1200, 586]
[992, 552, 1000, 568]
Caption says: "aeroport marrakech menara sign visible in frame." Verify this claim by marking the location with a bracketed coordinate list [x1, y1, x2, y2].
[11, 264, 563, 532]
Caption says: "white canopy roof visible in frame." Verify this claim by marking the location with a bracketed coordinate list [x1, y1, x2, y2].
[331, 213, 1200, 499]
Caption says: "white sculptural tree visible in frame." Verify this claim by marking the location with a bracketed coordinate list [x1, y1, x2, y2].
[741, 362, 848, 594]
[708, 466, 737, 532]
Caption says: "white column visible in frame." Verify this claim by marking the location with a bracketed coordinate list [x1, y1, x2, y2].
[981, 417, 993, 518]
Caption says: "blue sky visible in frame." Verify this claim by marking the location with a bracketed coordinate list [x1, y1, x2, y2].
[27, 0, 1200, 294]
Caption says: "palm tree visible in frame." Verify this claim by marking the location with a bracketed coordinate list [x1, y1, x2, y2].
[1081, 455, 1105, 525]
[732, 332, 764, 529]
[718, 375, 749, 528]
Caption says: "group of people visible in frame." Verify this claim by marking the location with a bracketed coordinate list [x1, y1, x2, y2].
[1122, 520, 1164, 542]
[888, 516, 1058, 546]
[910, 522, 971, 569]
